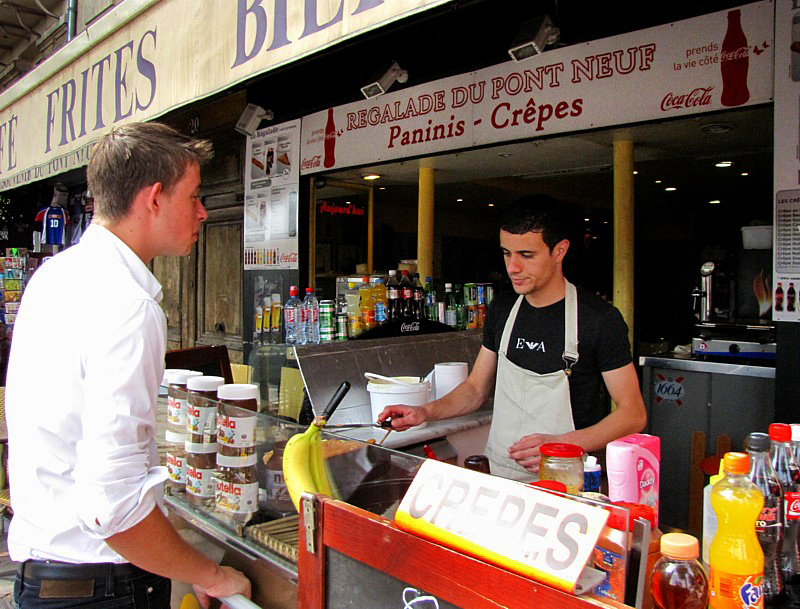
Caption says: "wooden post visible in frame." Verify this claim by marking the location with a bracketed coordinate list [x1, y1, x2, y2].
[417, 166, 435, 281]
[309, 177, 317, 289]
[367, 187, 374, 274]
[613, 140, 634, 349]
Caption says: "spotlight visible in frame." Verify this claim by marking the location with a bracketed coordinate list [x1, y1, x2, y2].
[235, 104, 274, 137]
[361, 61, 408, 99]
[508, 15, 560, 62]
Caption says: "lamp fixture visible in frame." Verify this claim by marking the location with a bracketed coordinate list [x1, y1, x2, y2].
[508, 15, 560, 62]
[715, 161, 733, 167]
[362, 173, 381, 180]
[709, 199, 721, 204]
[235, 104, 274, 137]
[701, 123, 733, 134]
[665, 187, 677, 191]
[741, 172, 749, 176]
[361, 61, 408, 99]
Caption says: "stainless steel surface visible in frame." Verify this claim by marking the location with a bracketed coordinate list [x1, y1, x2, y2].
[639, 355, 775, 378]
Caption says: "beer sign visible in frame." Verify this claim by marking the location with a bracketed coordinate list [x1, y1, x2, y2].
[395, 459, 609, 594]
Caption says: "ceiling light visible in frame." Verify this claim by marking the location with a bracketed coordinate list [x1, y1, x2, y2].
[655, 180, 662, 184]
[701, 123, 733, 134]
[498, 153, 512, 158]
[362, 173, 381, 180]
[488, 203, 494, 207]
[584, 218, 590, 222]
[456, 198, 463, 202]
[715, 161, 732, 167]
[379, 187, 386, 190]
[709, 199, 721, 204]
[633, 170, 638, 175]
[345, 201, 351, 205]
[741, 172, 749, 176]
[665, 187, 677, 191]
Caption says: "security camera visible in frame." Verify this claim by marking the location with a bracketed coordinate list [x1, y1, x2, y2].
[361, 61, 409, 99]
[508, 15, 560, 62]
[235, 104, 275, 137]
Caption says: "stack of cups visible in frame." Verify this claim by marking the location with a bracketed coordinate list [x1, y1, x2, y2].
[164, 370, 202, 493]
[215, 384, 260, 522]
[185, 375, 225, 507]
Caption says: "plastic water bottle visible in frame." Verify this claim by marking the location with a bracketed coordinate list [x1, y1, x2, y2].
[303, 287, 320, 344]
[284, 286, 305, 345]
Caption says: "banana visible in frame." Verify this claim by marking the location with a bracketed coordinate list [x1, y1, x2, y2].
[282, 423, 320, 511]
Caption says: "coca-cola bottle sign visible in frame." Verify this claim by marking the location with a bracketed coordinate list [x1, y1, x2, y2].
[720, 9, 750, 107]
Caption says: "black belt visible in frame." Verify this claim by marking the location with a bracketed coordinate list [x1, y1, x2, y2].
[19, 560, 144, 582]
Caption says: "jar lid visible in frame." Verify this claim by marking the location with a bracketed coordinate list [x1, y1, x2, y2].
[184, 441, 218, 453]
[168, 370, 203, 386]
[529, 480, 567, 493]
[164, 430, 187, 443]
[540, 443, 584, 458]
[660, 533, 699, 560]
[792, 424, 800, 442]
[217, 383, 259, 401]
[163, 369, 190, 386]
[769, 423, 792, 443]
[217, 453, 257, 467]
[187, 375, 225, 391]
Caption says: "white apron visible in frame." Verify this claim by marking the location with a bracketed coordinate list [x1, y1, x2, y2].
[485, 282, 579, 481]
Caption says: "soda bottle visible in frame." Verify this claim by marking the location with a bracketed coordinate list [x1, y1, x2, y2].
[359, 276, 376, 331]
[720, 9, 750, 107]
[747, 432, 785, 604]
[412, 273, 425, 320]
[444, 283, 458, 328]
[791, 425, 800, 465]
[399, 270, 414, 319]
[424, 276, 437, 321]
[769, 423, 800, 593]
[323, 108, 336, 168]
[345, 282, 363, 338]
[709, 452, 764, 609]
[284, 286, 305, 345]
[270, 293, 282, 342]
[454, 284, 467, 330]
[372, 277, 388, 325]
[303, 287, 320, 345]
[775, 283, 784, 312]
[651, 533, 709, 609]
[386, 270, 401, 322]
[788, 283, 796, 313]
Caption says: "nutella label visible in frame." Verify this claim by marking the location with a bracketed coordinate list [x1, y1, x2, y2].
[167, 396, 188, 425]
[216, 481, 258, 514]
[187, 405, 216, 437]
[186, 466, 216, 498]
[166, 451, 186, 484]
[217, 414, 256, 447]
[266, 468, 291, 503]
[786, 492, 800, 520]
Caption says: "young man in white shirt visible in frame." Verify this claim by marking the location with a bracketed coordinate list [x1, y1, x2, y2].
[6, 123, 251, 608]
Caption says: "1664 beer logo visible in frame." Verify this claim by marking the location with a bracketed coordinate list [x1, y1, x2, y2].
[653, 374, 685, 406]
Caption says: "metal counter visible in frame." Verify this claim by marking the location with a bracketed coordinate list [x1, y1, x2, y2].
[639, 354, 775, 378]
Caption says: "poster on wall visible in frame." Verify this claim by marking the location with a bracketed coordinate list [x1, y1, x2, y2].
[244, 119, 300, 270]
[774, 1, 800, 322]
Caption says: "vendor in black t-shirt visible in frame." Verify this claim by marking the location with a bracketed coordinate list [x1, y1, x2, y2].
[378, 195, 647, 481]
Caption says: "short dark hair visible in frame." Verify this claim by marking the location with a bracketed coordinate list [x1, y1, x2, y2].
[88, 122, 213, 223]
[500, 194, 573, 251]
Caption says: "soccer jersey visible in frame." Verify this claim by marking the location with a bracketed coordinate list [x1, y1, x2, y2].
[35, 206, 69, 246]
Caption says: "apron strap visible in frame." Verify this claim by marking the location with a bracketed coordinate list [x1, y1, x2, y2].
[498, 295, 524, 357]
[563, 281, 579, 370]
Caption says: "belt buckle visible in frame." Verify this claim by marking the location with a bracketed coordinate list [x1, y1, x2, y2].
[39, 578, 95, 599]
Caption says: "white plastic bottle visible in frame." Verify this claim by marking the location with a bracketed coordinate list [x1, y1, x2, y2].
[702, 460, 725, 566]
[284, 286, 305, 345]
[303, 287, 320, 344]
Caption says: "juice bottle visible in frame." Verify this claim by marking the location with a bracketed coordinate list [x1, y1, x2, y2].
[359, 276, 376, 330]
[372, 277, 388, 324]
[651, 533, 709, 609]
[345, 282, 362, 338]
[709, 452, 765, 609]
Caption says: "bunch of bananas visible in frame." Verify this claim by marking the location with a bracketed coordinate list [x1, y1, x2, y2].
[282, 419, 337, 510]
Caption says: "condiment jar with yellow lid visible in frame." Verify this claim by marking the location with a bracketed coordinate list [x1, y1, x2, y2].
[539, 442, 585, 494]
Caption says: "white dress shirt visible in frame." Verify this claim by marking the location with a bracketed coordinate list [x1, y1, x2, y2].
[6, 223, 168, 563]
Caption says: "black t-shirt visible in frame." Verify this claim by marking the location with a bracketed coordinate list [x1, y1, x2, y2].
[482, 286, 632, 429]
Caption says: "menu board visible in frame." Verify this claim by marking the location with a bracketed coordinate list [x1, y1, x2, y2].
[243, 119, 300, 270]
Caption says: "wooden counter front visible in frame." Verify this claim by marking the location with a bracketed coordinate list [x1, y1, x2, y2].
[297, 494, 627, 609]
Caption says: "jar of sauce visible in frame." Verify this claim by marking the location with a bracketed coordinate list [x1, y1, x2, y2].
[217, 384, 259, 459]
[164, 429, 188, 493]
[167, 370, 202, 432]
[186, 375, 225, 445]
[215, 453, 259, 522]
[264, 439, 295, 515]
[185, 442, 217, 507]
[539, 443, 585, 494]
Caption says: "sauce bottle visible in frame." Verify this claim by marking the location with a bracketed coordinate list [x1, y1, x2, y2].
[651, 533, 709, 609]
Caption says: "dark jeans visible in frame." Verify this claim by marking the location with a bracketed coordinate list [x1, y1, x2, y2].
[13, 560, 171, 609]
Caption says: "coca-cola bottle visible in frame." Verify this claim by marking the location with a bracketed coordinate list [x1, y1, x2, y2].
[770, 423, 800, 596]
[399, 270, 414, 319]
[323, 108, 336, 168]
[412, 273, 425, 321]
[386, 270, 401, 322]
[748, 431, 786, 604]
[776, 282, 784, 312]
[788, 283, 796, 313]
[720, 8, 750, 107]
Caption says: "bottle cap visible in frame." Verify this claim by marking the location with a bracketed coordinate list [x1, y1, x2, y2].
[426, 276, 432, 282]
[660, 533, 699, 560]
[289, 285, 298, 295]
[401, 270, 409, 275]
[793, 424, 800, 442]
[362, 276, 370, 282]
[306, 287, 313, 293]
[540, 443, 584, 458]
[389, 270, 396, 276]
[187, 375, 226, 392]
[723, 451, 750, 474]
[445, 283, 453, 289]
[217, 383, 259, 401]
[584, 455, 601, 472]
[168, 370, 203, 386]
[746, 431, 770, 453]
[271, 293, 281, 303]
[770, 423, 792, 443]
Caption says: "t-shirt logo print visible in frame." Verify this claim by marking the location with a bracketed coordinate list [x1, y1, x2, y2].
[515, 338, 546, 352]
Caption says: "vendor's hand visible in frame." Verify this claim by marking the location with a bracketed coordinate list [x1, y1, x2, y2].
[193, 565, 251, 609]
[377, 404, 428, 431]
[508, 433, 560, 473]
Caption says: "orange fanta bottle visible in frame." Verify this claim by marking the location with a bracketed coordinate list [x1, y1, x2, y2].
[709, 452, 765, 609]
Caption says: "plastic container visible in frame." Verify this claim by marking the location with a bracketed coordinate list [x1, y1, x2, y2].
[651, 533, 709, 609]
[709, 452, 764, 608]
[539, 443, 584, 494]
[303, 287, 320, 344]
[702, 460, 725, 566]
[372, 277, 387, 324]
[741, 225, 773, 249]
[584, 455, 602, 493]
[360, 276, 375, 330]
[607, 433, 661, 526]
[366, 376, 430, 426]
[284, 286, 305, 345]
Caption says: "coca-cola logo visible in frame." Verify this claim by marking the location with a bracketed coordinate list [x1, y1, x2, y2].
[721, 46, 750, 61]
[400, 322, 420, 332]
[301, 155, 321, 170]
[279, 252, 298, 263]
[661, 87, 713, 111]
[789, 498, 800, 516]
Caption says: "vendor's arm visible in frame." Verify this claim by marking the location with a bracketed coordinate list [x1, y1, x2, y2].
[377, 346, 497, 430]
[106, 507, 250, 608]
[509, 362, 647, 471]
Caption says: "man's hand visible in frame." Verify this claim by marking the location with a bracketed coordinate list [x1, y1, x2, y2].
[377, 404, 428, 431]
[193, 565, 251, 609]
[508, 433, 560, 473]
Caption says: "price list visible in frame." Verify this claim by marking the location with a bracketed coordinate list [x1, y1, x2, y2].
[776, 190, 800, 273]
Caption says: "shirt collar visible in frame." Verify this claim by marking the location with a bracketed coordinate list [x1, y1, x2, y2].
[80, 224, 163, 303]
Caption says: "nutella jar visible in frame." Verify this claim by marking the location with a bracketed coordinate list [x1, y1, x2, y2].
[167, 370, 202, 432]
[164, 429, 188, 493]
[215, 453, 259, 522]
[217, 384, 259, 458]
[264, 439, 295, 515]
[186, 375, 225, 445]
[185, 442, 217, 507]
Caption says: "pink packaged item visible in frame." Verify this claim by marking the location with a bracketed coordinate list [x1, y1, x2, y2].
[606, 433, 661, 526]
